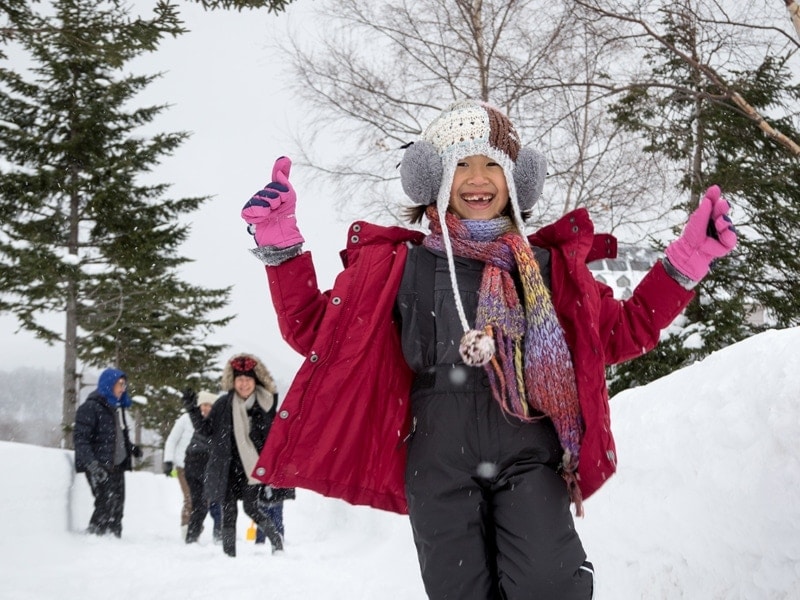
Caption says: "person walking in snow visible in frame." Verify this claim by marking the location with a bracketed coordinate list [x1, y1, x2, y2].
[241, 99, 737, 599]
[182, 390, 222, 544]
[162, 400, 195, 539]
[185, 353, 288, 556]
[74, 367, 141, 537]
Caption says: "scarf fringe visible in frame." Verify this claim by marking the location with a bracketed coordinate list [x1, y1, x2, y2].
[563, 470, 585, 518]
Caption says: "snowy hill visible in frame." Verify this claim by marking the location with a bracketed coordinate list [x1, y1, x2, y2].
[1, 327, 799, 599]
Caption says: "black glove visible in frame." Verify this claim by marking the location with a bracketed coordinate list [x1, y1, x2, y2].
[163, 461, 174, 476]
[129, 443, 143, 459]
[181, 388, 197, 410]
[271, 487, 296, 502]
[86, 461, 108, 486]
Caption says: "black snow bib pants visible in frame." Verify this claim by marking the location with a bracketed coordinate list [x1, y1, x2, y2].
[396, 244, 593, 600]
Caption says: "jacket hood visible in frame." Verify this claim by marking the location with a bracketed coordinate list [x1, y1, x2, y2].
[221, 353, 276, 394]
[97, 367, 131, 408]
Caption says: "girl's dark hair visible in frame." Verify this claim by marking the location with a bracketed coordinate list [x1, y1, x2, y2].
[401, 203, 532, 225]
[401, 204, 428, 225]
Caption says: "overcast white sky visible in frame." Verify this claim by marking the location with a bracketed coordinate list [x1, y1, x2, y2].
[1, 1, 351, 389]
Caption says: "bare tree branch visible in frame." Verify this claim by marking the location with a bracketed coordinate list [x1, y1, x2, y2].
[278, 0, 675, 236]
[573, 0, 800, 157]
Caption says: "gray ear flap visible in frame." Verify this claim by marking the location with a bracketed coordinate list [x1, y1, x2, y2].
[400, 140, 442, 206]
[513, 147, 547, 211]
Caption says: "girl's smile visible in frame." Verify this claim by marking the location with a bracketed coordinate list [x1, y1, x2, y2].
[448, 154, 510, 220]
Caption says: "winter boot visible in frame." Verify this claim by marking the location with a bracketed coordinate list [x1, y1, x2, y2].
[221, 527, 236, 557]
[185, 527, 199, 544]
[258, 518, 283, 554]
[210, 502, 222, 543]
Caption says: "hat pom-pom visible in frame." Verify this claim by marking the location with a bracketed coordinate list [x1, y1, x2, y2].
[459, 329, 495, 366]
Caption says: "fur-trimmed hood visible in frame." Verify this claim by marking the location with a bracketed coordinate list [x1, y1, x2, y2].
[221, 352, 277, 394]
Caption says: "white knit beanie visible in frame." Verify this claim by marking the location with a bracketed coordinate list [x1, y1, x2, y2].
[196, 391, 217, 407]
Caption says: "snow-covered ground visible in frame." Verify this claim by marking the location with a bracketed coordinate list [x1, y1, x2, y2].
[1, 327, 799, 599]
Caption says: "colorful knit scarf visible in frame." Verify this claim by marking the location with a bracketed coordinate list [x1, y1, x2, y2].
[424, 207, 585, 510]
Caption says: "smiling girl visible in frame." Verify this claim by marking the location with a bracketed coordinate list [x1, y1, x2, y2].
[241, 99, 736, 599]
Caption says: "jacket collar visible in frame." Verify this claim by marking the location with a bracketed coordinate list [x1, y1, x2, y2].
[528, 208, 617, 263]
[340, 221, 425, 267]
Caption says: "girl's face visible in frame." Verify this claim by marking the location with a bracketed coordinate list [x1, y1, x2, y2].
[234, 375, 256, 398]
[448, 154, 509, 220]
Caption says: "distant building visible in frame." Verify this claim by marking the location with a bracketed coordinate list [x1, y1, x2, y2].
[589, 244, 768, 326]
[588, 245, 660, 300]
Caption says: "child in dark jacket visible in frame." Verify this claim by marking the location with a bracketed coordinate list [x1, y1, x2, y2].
[183, 390, 222, 544]
[74, 367, 140, 537]
[241, 100, 737, 599]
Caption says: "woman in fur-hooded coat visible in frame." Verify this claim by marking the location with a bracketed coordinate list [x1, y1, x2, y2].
[191, 352, 284, 555]
[202, 353, 278, 503]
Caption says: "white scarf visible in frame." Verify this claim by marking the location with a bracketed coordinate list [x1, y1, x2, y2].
[232, 388, 273, 484]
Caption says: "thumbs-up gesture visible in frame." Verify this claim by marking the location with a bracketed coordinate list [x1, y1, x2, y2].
[241, 156, 305, 249]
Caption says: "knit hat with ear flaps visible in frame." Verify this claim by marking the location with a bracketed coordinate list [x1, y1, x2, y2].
[399, 100, 547, 218]
[399, 100, 548, 366]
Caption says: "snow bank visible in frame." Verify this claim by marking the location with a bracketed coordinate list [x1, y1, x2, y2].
[2, 327, 800, 599]
[577, 327, 800, 598]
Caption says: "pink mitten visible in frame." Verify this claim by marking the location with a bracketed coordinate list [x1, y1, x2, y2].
[241, 157, 305, 248]
[665, 185, 737, 281]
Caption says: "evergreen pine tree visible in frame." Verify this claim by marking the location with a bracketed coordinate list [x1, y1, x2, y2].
[607, 9, 800, 396]
[187, 0, 295, 11]
[0, 0, 232, 447]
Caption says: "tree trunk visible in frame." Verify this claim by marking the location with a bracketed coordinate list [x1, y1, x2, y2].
[62, 162, 81, 449]
[62, 291, 78, 449]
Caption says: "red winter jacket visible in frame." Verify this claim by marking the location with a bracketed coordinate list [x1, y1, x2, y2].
[252, 209, 694, 514]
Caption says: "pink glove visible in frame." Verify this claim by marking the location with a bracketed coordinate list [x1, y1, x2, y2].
[665, 185, 737, 281]
[241, 157, 305, 248]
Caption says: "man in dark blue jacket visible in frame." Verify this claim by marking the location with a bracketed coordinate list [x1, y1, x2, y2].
[73, 367, 139, 537]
